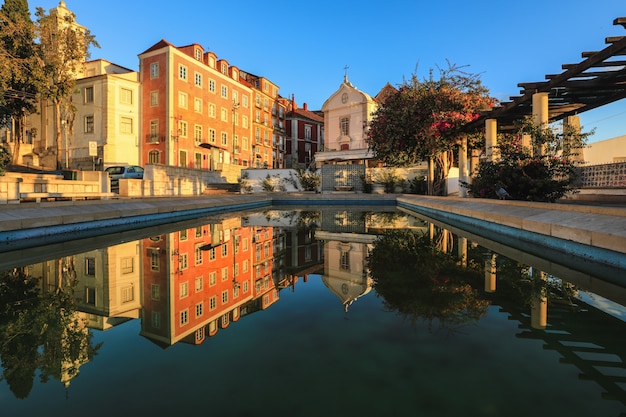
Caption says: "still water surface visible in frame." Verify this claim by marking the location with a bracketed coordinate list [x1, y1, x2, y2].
[1, 207, 625, 417]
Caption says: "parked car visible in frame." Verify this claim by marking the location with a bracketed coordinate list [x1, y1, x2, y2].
[105, 165, 144, 191]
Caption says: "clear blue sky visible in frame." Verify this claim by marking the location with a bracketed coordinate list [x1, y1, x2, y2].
[31, 0, 626, 143]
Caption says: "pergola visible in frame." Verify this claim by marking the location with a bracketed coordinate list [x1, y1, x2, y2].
[474, 17, 626, 132]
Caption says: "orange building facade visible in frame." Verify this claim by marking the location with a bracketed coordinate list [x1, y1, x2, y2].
[138, 40, 286, 172]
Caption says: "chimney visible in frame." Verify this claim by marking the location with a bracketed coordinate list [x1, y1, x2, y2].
[291, 94, 297, 110]
[303, 103, 308, 111]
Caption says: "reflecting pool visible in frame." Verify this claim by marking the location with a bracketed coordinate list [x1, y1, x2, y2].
[1, 207, 626, 417]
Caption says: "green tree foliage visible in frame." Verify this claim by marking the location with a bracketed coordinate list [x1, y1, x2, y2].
[35, 5, 98, 169]
[368, 229, 489, 329]
[465, 118, 592, 202]
[367, 63, 495, 194]
[0, 0, 42, 164]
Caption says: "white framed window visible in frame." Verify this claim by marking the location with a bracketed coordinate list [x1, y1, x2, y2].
[209, 79, 216, 93]
[209, 296, 216, 310]
[179, 253, 188, 271]
[194, 72, 202, 87]
[221, 85, 228, 98]
[120, 88, 133, 104]
[194, 124, 203, 145]
[195, 243, 203, 264]
[221, 266, 228, 282]
[148, 150, 160, 165]
[121, 285, 134, 303]
[179, 120, 188, 137]
[221, 107, 228, 122]
[149, 249, 160, 271]
[150, 62, 159, 78]
[195, 48, 202, 61]
[221, 244, 228, 257]
[208, 128, 216, 144]
[340, 117, 350, 136]
[179, 64, 188, 80]
[180, 309, 189, 326]
[208, 103, 216, 118]
[221, 132, 228, 146]
[209, 271, 216, 286]
[150, 90, 158, 106]
[242, 95, 248, 108]
[221, 290, 228, 304]
[195, 302, 204, 318]
[195, 276, 203, 292]
[121, 257, 134, 274]
[194, 98, 202, 113]
[178, 92, 188, 108]
[180, 282, 189, 299]
[120, 117, 133, 134]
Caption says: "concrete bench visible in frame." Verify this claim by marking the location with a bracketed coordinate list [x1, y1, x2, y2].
[20, 192, 115, 203]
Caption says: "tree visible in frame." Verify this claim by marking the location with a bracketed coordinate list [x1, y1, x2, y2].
[464, 117, 592, 202]
[35, 5, 98, 169]
[0, 0, 42, 164]
[367, 63, 495, 195]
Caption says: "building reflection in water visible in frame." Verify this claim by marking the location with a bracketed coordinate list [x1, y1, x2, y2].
[4, 207, 626, 409]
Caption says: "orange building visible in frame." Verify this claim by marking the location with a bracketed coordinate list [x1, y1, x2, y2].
[138, 40, 285, 173]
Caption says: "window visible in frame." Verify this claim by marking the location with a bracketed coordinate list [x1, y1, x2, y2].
[222, 314, 229, 327]
[243, 259, 248, 273]
[179, 120, 188, 137]
[194, 97, 202, 113]
[340, 251, 350, 271]
[179, 64, 187, 80]
[233, 91, 239, 103]
[305, 125, 311, 139]
[243, 280, 249, 293]
[194, 72, 202, 87]
[180, 282, 189, 298]
[150, 62, 159, 78]
[121, 285, 134, 303]
[221, 132, 228, 146]
[195, 152, 201, 168]
[179, 149, 187, 167]
[150, 249, 160, 271]
[209, 271, 216, 286]
[221, 85, 228, 98]
[221, 107, 228, 122]
[221, 244, 228, 257]
[243, 237, 249, 251]
[179, 253, 188, 271]
[84, 115, 94, 133]
[209, 79, 216, 93]
[85, 287, 96, 305]
[221, 290, 228, 304]
[221, 62, 228, 74]
[195, 48, 202, 61]
[195, 243, 203, 264]
[208, 128, 216, 144]
[195, 302, 204, 318]
[209, 296, 217, 310]
[208, 247, 216, 260]
[234, 284, 239, 298]
[242, 116, 248, 129]
[150, 90, 158, 106]
[242, 95, 248, 108]
[148, 150, 160, 165]
[180, 309, 189, 326]
[208, 103, 216, 118]
[84, 86, 94, 103]
[180, 229, 188, 240]
[121, 257, 134, 274]
[85, 257, 96, 276]
[151, 284, 160, 300]
[178, 92, 188, 108]
[194, 125, 203, 145]
[151, 311, 161, 328]
[221, 267, 228, 282]
[149, 120, 159, 142]
[195, 227, 202, 238]
[195, 276, 203, 292]
[340, 117, 350, 136]
[120, 88, 133, 104]
[120, 117, 133, 134]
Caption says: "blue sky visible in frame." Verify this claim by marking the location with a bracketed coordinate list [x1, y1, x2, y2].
[31, 0, 626, 143]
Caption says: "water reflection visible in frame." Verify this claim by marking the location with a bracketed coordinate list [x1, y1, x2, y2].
[2, 207, 626, 415]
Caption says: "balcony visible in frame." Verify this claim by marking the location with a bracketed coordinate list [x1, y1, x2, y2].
[146, 134, 162, 144]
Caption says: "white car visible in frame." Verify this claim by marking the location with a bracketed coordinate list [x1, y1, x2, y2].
[105, 165, 144, 191]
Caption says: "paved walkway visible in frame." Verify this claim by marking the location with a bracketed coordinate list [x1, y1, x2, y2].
[0, 193, 624, 256]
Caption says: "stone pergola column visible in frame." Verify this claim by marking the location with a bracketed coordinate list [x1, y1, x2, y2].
[485, 119, 498, 162]
[458, 136, 468, 197]
[532, 92, 549, 156]
[484, 252, 497, 293]
[563, 115, 584, 162]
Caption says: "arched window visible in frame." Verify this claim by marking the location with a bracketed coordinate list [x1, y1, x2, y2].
[148, 150, 160, 164]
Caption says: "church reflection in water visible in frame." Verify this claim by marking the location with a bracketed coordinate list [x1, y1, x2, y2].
[2, 206, 626, 411]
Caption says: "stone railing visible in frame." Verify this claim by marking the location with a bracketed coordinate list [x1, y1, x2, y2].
[0, 171, 112, 204]
[579, 162, 626, 188]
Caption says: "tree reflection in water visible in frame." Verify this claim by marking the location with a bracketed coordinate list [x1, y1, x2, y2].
[0, 267, 102, 399]
[368, 229, 490, 330]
